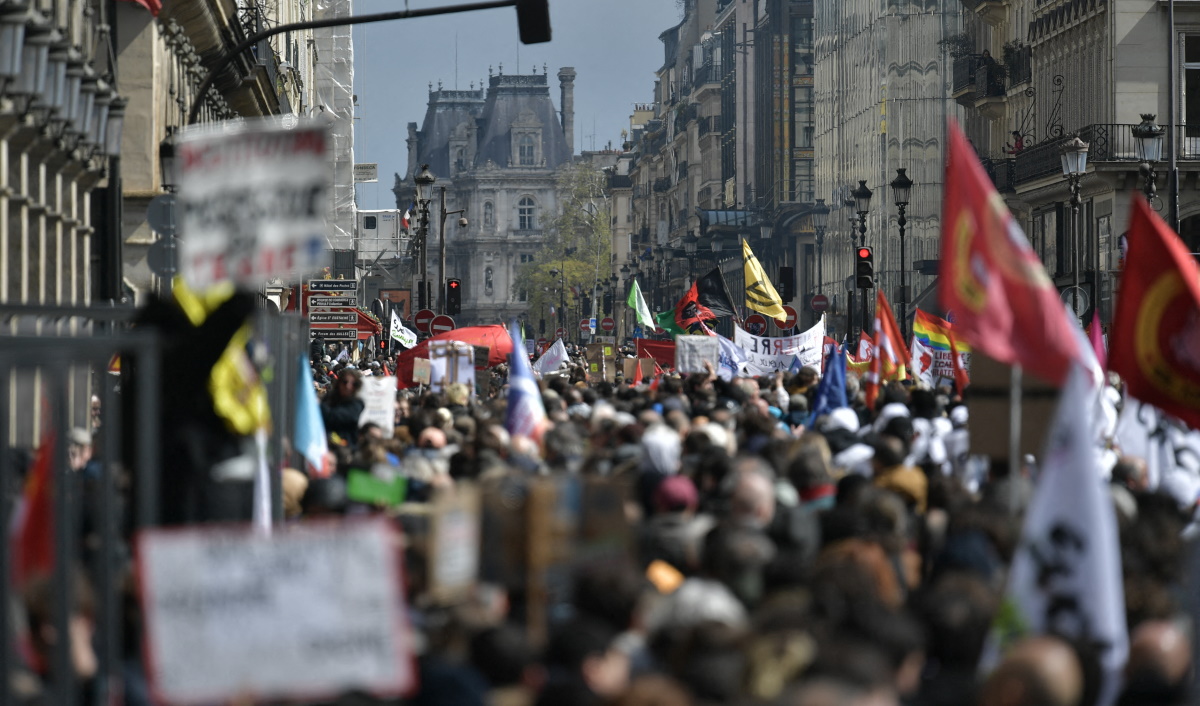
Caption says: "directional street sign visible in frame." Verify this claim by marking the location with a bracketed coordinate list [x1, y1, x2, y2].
[309, 329, 357, 342]
[309, 311, 357, 324]
[309, 279, 357, 292]
[309, 296, 357, 308]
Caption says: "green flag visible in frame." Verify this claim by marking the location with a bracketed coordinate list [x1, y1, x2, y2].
[627, 279, 656, 330]
[654, 309, 686, 336]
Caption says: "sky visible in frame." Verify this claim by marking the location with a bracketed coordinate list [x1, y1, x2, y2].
[351, 0, 684, 210]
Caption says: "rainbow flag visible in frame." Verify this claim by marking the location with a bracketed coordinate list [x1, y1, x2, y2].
[911, 309, 970, 388]
[912, 310, 970, 353]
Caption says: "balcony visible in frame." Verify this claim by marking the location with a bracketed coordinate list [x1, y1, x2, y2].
[1010, 124, 1200, 188]
[952, 55, 979, 106]
[653, 177, 671, 193]
[1007, 44, 1032, 88]
[973, 63, 1007, 119]
[980, 156, 1015, 193]
[693, 63, 722, 90]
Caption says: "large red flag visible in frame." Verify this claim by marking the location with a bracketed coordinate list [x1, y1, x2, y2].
[939, 120, 1080, 385]
[1109, 197, 1200, 429]
[865, 289, 910, 409]
[673, 281, 719, 333]
[10, 431, 55, 588]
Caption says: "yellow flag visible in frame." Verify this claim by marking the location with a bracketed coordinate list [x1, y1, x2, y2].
[742, 239, 786, 319]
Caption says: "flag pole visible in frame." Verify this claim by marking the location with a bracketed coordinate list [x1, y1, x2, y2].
[1008, 364, 1023, 516]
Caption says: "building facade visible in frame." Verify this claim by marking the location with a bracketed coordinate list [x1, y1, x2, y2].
[393, 68, 575, 326]
[814, 0, 962, 337]
[953, 0, 1200, 327]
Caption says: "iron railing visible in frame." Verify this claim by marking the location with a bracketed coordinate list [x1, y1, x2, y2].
[1012, 123, 1200, 186]
[975, 63, 1007, 100]
[952, 54, 979, 94]
[1008, 44, 1032, 87]
[980, 156, 1016, 192]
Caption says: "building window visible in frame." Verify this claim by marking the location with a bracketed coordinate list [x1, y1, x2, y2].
[519, 288, 528, 302]
[455, 148, 465, 172]
[485, 267, 494, 293]
[518, 197, 536, 230]
[484, 202, 494, 227]
[519, 253, 534, 263]
[1186, 36, 1200, 138]
[519, 135, 536, 165]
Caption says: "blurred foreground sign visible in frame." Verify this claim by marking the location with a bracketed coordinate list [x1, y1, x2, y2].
[137, 519, 415, 704]
[177, 121, 331, 290]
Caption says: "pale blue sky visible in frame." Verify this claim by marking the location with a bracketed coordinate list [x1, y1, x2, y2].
[352, 0, 684, 209]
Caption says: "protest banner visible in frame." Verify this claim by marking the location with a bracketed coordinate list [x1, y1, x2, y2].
[176, 121, 330, 290]
[675, 335, 720, 374]
[357, 375, 397, 438]
[137, 519, 415, 704]
[411, 358, 431, 386]
[733, 317, 825, 376]
[585, 343, 617, 383]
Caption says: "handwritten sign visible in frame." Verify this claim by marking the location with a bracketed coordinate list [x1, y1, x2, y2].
[137, 519, 415, 704]
[675, 335, 719, 374]
[357, 375, 397, 438]
[412, 358, 431, 385]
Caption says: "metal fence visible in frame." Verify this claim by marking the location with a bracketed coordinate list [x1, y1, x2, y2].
[1013, 124, 1200, 186]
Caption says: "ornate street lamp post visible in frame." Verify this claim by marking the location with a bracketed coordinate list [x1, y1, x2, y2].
[1060, 136, 1089, 321]
[851, 180, 873, 338]
[413, 164, 437, 311]
[1132, 113, 1165, 201]
[890, 168, 913, 339]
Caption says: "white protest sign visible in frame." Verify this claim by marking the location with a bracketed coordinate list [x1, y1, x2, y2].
[177, 120, 330, 290]
[734, 317, 825, 377]
[137, 519, 415, 705]
[357, 375, 398, 438]
[428, 341, 475, 394]
[911, 336, 971, 388]
[675, 335, 720, 374]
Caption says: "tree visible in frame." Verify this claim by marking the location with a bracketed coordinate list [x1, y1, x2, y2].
[512, 162, 613, 324]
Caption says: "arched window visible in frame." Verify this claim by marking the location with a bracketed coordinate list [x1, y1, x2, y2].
[519, 135, 536, 165]
[485, 267, 494, 292]
[484, 202, 494, 227]
[518, 197, 536, 230]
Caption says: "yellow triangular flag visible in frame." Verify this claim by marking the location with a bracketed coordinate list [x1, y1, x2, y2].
[742, 239, 786, 320]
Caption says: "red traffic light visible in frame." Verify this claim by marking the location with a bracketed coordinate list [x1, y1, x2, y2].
[857, 247, 872, 259]
[448, 281, 460, 289]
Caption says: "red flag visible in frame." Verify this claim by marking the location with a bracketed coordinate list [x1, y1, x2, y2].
[633, 358, 644, 385]
[673, 281, 718, 333]
[1088, 310, 1107, 372]
[949, 335, 970, 392]
[119, 0, 161, 15]
[865, 289, 910, 409]
[939, 120, 1080, 385]
[11, 431, 55, 587]
[857, 331, 874, 361]
[1109, 197, 1200, 429]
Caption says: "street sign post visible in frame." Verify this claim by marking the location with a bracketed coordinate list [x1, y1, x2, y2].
[309, 296, 357, 308]
[430, 314, 456, 335]
[600, 317, 616, 332]
[1062, 286, 1090, 319]
[309, 329, 357, 342]
[745, 314, 768, 336]
[554, 327, 567, 340]
[309, 279, 357, 292]
[775, 305, 798, 329]
[579, 318, 591, 332]
[810, 294, 830, 312]
[414, 309, 435, 333]
[309, 311, 357, 324]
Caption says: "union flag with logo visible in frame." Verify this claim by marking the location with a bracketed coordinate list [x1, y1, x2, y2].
[939, 120, 1081, 385]
[1109, 197, 1200, 429]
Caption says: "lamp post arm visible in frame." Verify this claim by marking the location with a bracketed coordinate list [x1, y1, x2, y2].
[187, 0, 517, 125]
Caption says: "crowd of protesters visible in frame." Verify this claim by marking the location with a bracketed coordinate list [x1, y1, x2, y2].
[4, 339, 1196, 706]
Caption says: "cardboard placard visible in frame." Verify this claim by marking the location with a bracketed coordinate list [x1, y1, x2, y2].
[428, 341, 475, 393]
[427, 486, 481, 604]
[525, 476, 581, 646]
[585, 343, 616, 383]
[675, 335, 720, 374]
[473, 346, 491, 370]
[137, 520, 415, 704]
[412, 358, 431, 385]
[357, 375, 398, 438]
[966, 352, 1057, 461]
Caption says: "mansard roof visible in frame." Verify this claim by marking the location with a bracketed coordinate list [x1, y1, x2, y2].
[474, 73, 571, 170]
[413, 88, 487, 179]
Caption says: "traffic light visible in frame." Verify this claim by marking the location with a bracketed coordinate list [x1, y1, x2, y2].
[603, 292, 613, 315]
[515, 0, 552, 44]
[855, 247, 875, 289]
[446, 278, 462, 315]
[539, 318, 546, 334]
[778, 266, 795, 302]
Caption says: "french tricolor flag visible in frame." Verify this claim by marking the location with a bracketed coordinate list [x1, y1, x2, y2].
[401, 202, 416, 231]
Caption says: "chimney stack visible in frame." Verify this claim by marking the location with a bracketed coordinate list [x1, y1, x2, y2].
[558, 67, 576, 154]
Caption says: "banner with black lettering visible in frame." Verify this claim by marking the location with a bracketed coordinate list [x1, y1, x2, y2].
[733, 316, 825, 377]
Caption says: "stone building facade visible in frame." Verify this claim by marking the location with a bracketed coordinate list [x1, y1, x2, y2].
[393, 68, 575, 327]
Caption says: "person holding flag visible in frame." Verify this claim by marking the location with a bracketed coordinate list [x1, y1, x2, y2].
[864, 289, 910, 409]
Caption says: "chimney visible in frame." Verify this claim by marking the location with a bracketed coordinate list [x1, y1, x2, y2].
[558, 67, 576, 154]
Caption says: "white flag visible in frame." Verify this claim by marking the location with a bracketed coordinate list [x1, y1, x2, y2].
[715, 334, 748, 381]
[532, 338, 569, 375]
[984, 364, 1127, 705]
[390, 311, 417, 348]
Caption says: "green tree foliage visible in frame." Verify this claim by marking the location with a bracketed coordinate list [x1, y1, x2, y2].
[512, 162, 613, 325]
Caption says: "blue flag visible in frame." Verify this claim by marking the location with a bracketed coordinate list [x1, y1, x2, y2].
[810, 346, 848, 424]
[505, 318, 547, 441]
[295, 354, 330, 476]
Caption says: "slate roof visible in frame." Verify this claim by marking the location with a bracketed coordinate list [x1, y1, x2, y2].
[413, 88, 486, 179]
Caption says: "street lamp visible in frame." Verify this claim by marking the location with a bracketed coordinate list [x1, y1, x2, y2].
[436, 186, 467, 312]
[812, 198, 829, 297]
[549, 266, 566, 339]
[413, 163, 436, 310]
[159, 127, 178, 192]
[1060, 136, 1088, 321]
[1132, 113, 1165, 201]
[844, 196, 859, 336]
[851, 180, 873, 338]
[890, 168, 913, 339]
[683, 232, 698, 256]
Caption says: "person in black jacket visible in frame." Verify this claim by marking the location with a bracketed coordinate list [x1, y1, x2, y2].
[321, 367, 365, 447]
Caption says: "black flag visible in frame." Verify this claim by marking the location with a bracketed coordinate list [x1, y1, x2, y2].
[695, 267, 737, 318]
